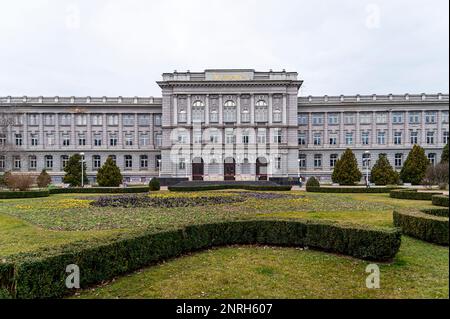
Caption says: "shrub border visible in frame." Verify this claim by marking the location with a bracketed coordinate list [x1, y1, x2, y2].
[0, 190, 49, 199]
[389, 189, 442, 200]
[432, 195, 449, 207]
[393, 209, 449, 245]
[1, 219, 401, 299]
[49, 187, 150, 194]
[168, 184, 292, 192]
[306, 186, 400, 193]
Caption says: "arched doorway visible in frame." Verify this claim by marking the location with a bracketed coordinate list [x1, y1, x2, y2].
[256, 157, 268, 181]
[224, 157, 236, 181]
[192, 157, 204, 181]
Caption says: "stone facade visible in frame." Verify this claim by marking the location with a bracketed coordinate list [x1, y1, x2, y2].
[0, 69, 448, 184]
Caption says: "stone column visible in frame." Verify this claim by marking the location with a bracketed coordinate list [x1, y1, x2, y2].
[250, 94, 255, 124]
[219, 94, 223, 124]
[282, 94, 287, 124]
[173, 95, 178, 125]
[205, 94, 210, 126]
[236, 94, 241, 125]
[268, 94, 273, 124]
[187, 95, 192, 125]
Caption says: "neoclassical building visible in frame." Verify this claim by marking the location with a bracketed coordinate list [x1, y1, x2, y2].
[0, 69, 448, 185]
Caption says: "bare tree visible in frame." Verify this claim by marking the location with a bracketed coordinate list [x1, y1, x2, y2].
[0, 105, 19, 173]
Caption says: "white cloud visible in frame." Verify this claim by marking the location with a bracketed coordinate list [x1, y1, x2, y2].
[0, 0, 448, 97]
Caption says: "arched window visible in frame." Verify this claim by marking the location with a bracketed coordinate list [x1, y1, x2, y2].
[255, 100, 268, 122]
[224, 100, 236, 123]
[192, 100, 205, 123]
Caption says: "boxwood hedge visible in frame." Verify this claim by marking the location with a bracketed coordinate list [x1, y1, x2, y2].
[306, 186, 400, 193]
[389, 189, 442, 200]
[432, 195, 449, 207]
[0, 190, 49, 199]
[393, 209, 449, 245]
[168, 184, 292, 192]
[0, 219, 401, 299]
[49, 186, 150, 194]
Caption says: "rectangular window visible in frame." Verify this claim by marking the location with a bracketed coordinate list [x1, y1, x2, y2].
[28, 114, 39, 126]
[344, 113, 355, 125]
[225, 130, 236, 144]
[361, 132, 370, 145]
[0, 135, 6, 147]
[93, 155, 101, 169]
[410, 131, 418, 144]
[273, 129, 282, 144]
[313, 133, 322, 146]
[442, 111, 449, 124]
[60, 114, 72, 126]
[123, 114, 134, 126]
[155, 133, 162, 147]
[409, 112, 420, 124]
[91, 114, 103, 126]
[376, 112, 387, 124]
[330, 154, 338, 168]
[124, 155, 133, 169]
[298, 154, 306, 169]
[62, 133, 70, 146]
[360, 113, 372, 124]
[275, 157, 282, 170]
[395, 154, 403, 168]
[107, 115, 119, 126]
[29, 156, 37, 170]
[242, 132, 249, 144]
[30, 134, 39, 146]
[394, 132, 402, 145]
[314, 154, 322, 168]
[329, 134, 338, 145]
[78, 133, 86, 146]
[154, 114, 162, 126]
[328, 113, 339, 125]
[298, 113, 308, 125]
[345, 132, 353, 145]
[425, 111, 437, 124]
[93, 133, 102, 146]
[47, 133, 55, 146]
[138, 115, 150, 126]
[45, 155, 53, 169]
[427, 131, 435, 144]
[44, 114, 55, 126]
[13, 156, 21, 170]
[109, 133, 118, 146]
[312, 113, 324, 125]
[377, 132, 386, 145]
[444, 131, 449, 144]
[193, 131, 202, 144]
[428, 153, 436, 166]
[298, 132, 306, 145]
[392, 112, 404, 124]
[76, 114, 87, 126]
[0, 156, 5, 170]
[140, 155, 149, 169]
[125, 133, 134, 146]
[15, 134, 22, 146]
[257, 129, 267, 144]
[139, 133, 149, 146]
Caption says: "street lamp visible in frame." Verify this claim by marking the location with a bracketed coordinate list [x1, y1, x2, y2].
[79, 152, 85, 188]
[364, 151, 370, 188]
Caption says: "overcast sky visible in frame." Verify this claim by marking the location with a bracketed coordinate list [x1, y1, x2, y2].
[0, 0, 448, 97]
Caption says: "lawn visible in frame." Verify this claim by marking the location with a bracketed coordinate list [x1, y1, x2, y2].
[0, 190, 447, 299]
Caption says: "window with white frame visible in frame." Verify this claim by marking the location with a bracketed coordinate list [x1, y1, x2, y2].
[273, 129, 282, 144]
[427, 131, 435, 144]
[62, 133, 70, 146]
[395, 153, 403, 168]
[61, 155, 69, 169]
[139, 133, 149, 146]
[241, 107, 250, 123]
[242, 130, 249, 144]
[93, 133, 102, 146]
[154, 114, 162, 126]
[44, 114, 55, 126]
[442, 111, 449, 124]
[274, 156, 282, 170]
[93, 155, 101, 170]
[155, 133, 162, 147]
[312, 113, 324, 125]
[109, 133, 118, 146]
[178, 158, 186, 170]
[30, 133, 38, 146]
[46, 133, 55, 146]
[344, 113, 356, 125]
[177, 132, 187, 144]
[313, 133, 322, 146]
[138, 114, 150, 126]
[140, 155, 149, 169]
[394, 132, 402, 145]
[362, 153, 371, 168]
[209, 107, 218, 123]
[107, 114, 119, 126]
[224, 100, 237, 123]
[360, 113, 372, 124]
[345, 132, 354, 145]
[193, 131, 202, 144]
[298, 132, 306, 145]
[178, 106, 187, 123]
[377, 132, 386, 144]
[409, 112, 420, 124]
[91, 114, 103, 126]
[28, 114, 39, 126]
[122, 114, 134, 126]
[225, 129, 235, 144]
[328, 113, 339, 125]
[125, 133, 134, 146]
[329, 134, 338, 145]
[444, 131, 449, 144]
[0, 134, 6, 147]
[361, 132, 370, 145]
[410, 131, 419, 144]
[13, 156, 21, 170]
[60, 114, 71, 126]
[273, 107, 282, 123]
[45, 155, 53, 169]
[375, 112, 387, 124]
[192, 101, 205, 123]
[255, 100, 268, 122]
[428, 153, 437, 166]
[425, 111, 437, 124]
[298, 113, 308, 125]
[78, 133, 86, 146]
[76, 114, 87, 126]
[15, 134, 22, 146]
[258, 129, 267, 144]
[330, 154, 338, 168]
[298, 154, 306, 169]
[124, 155, 133, 169]
[29, 155, 37, 170]
[314, 154, 322, 168]
[392, 112, 404, 124]
[0, 155, 5, 171]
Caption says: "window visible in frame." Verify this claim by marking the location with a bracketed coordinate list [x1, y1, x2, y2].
[139, 133, 149, 146]
[193, 131, 202, 144]
[428, 153, 437, 166]
[109, 133, 118, 146]
[192, 101, 205, 123]
[298, 132, 306, 145]
[61, 155, 69, 169]
[122, 114, 134, 126]
[273, 129, 282, 144]
[140, 155, 148, 169]
[225, 130, 235, 144]
[46, 133, 54, 146]
[273, 107, 282, 122]
[345, 132, 354, 145]
[275, 157, 282, 170]
[138, 114, 150, 126]
[258, 129, 267, 144]
[45, 155, 53, 169]
[409, 112, 420, 124]
[178, 158, 186, 170]
[155, 133, 162, 147]
[125, 133, 134, 146]
[178, 107, 187, 123]
[410, 131, 418, 144]
[76, 114, 87, 126]
[314, 154, 322, 168]
[154, 114, 162, 126]
[29, 155, 37, 170]
[376, 112, 387, 124]
[328, 113, 339, 125]
[30, 134, 39, 146]
[60, 114, 71, 126]
[313, 133, 322, 146]
[361, 132, 370, 145]
[93, 155, 101, 170]
[360, 113, 372, 124]
[107, 115, 119, 126]
[177, 133, 187, 144]
[394, 132, 402, 145]
[13, 156, 21, 170]
[255, 100, 268, 122]
[155, 155, 161, 168]
[444, 131, 449, 144]
[329, 134, 338, 145]
[78, 133, 86, 146]
[15, 134, 22, 146]
[443, 111, 449, 124]
[298, 113, 308, 125]
[44, 114, 55, 126]
[298, 154, 306, 169]
[392, 112, 404, 124]
[344, 113, 355, 125]
[241, 107, 250, 123]
[330, 154, 338, 168]
[425, 111, 437, 124]
[362, 153, 371, 168]
[0, 155, 5, 171]
[242, 131, 249, 144]
[427, 131, 435, 144]
[91, 114, 103, 126]
[28, 114, 39, 126]
[209, 107, 218, 123]
[395, 154, 403, 168]
[124, 155, 133, 169]
[93, 133, 102, 146]
[0, 135, 6, 147]
[224, 100, 237, 123]
[377, 132, 386, 145]
[312, 113, 324, 125]
[14, 114, 24, 126]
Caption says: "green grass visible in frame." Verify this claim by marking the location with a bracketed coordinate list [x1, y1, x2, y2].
[73, 237, 448, 299]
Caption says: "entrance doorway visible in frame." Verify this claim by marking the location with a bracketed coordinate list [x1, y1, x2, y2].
[192, 157, 204, 181]
[256, 157, 268, 181]
[224, 158, 236, 181]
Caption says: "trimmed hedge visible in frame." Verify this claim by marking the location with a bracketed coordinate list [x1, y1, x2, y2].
[393, 209, 449, 245]
[1, 219, 401, 299]
[390, 189, 442, 200]
[169, 184, 292, 192]
[49, 187, 150, 194]
[306, 186, 400, 193]
[0, 190, 49, 199]
[432, 195, 449, 207]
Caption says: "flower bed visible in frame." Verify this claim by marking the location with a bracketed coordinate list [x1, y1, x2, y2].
[0, 219, 401, 299]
